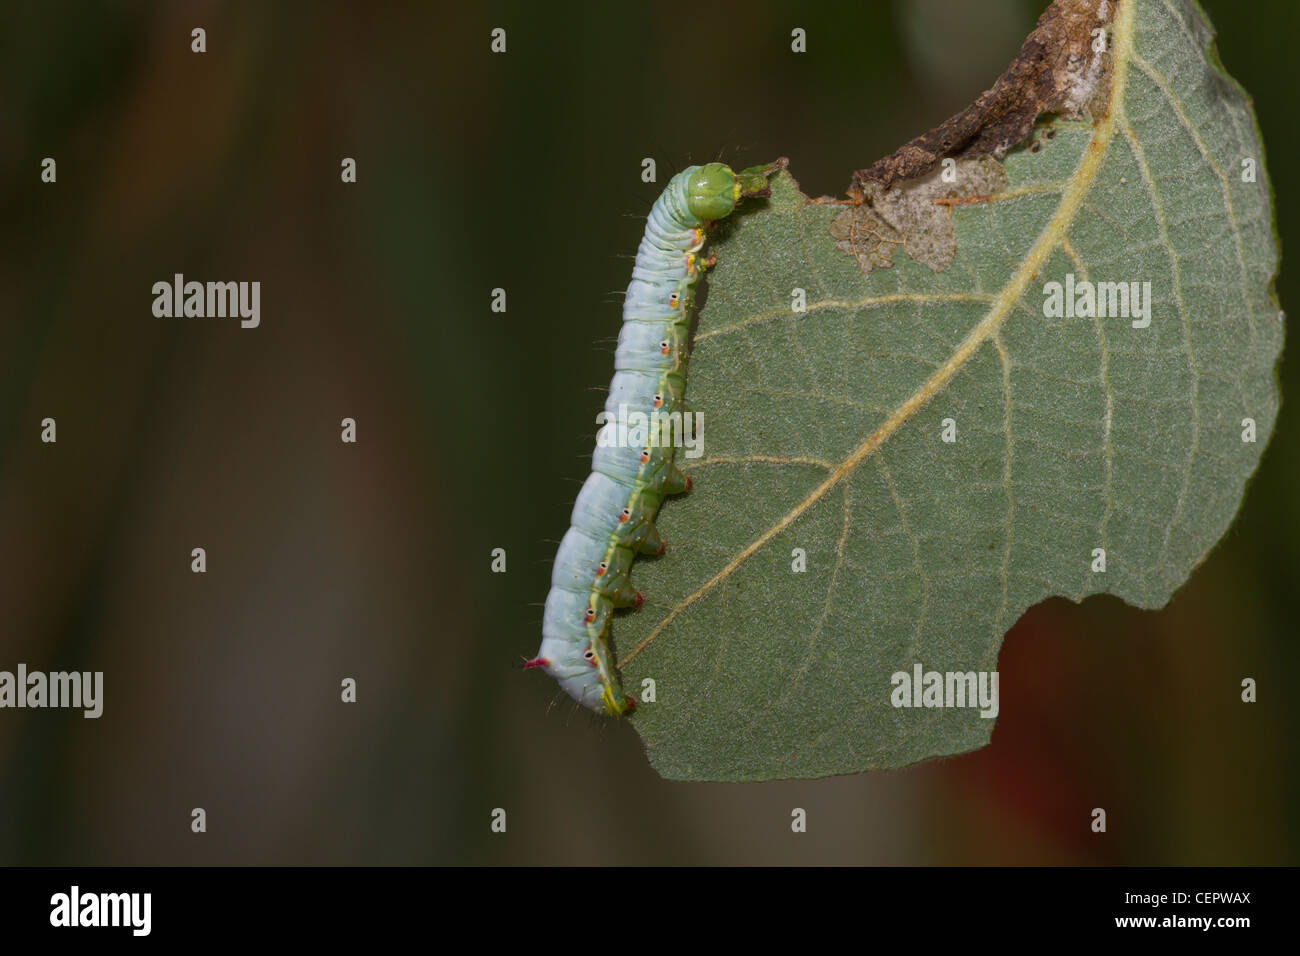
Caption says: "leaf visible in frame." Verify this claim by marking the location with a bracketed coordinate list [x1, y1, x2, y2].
[617, 0, 1283, 781]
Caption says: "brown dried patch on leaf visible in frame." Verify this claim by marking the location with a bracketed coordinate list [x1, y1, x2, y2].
[851, 0, 1115, 194]
[831, 157, 1009, 273]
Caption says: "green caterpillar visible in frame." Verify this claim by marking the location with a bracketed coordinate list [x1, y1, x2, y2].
[528, 161, 777, 715]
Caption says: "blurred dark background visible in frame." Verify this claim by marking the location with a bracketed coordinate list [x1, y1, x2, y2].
[0, 0, 1293, 865]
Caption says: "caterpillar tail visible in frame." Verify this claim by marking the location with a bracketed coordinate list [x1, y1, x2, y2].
[594, 630, 636, 716]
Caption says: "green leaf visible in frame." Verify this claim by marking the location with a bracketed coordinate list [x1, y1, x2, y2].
[618, 0, 1282, 781]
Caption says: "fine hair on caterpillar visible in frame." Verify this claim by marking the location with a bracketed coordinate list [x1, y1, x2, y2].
[528, 160, 782, 717]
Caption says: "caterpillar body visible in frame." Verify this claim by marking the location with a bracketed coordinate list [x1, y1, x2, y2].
[528, 161, 776, 717]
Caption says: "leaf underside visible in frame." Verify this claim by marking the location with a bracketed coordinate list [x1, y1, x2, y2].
[618, 0, 1282, 781]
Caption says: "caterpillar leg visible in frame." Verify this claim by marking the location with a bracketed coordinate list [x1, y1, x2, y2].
[609, 577, 642, 608]
[661, 465, 691, 496]
[638, 522, 666, 556]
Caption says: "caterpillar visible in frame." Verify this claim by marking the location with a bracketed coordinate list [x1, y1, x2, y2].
[527, 161, 778, 716]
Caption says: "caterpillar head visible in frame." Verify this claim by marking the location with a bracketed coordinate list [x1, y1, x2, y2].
[685, 163, 740, 222]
